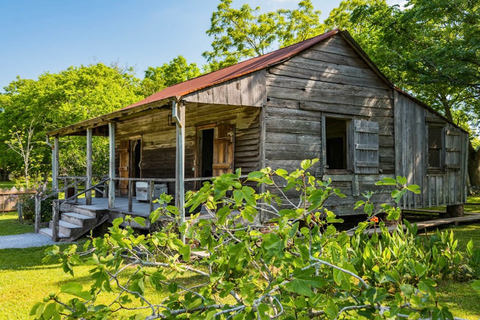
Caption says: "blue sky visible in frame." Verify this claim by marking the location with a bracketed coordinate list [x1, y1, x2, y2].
[0, 0, 401, 92]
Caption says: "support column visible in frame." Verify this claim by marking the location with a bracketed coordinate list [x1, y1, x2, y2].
[86, 128, 93, 205]
[52, 136, 59, 194]
[108, 122, 116, 209]
[173, 100, 185, 242]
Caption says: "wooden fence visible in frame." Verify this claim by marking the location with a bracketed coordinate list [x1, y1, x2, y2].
[0, 187, 36, 212]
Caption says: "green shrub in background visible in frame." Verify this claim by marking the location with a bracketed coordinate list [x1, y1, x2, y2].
[17, 182, 53, 223]
[32, 160, 479, 319]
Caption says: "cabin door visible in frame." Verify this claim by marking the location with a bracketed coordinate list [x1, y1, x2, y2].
[213, 124, 235, 176]
[118, 138, 142, 197]
[197, 124, 235, 184]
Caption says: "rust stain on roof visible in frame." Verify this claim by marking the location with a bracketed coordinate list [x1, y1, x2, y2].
[123, 29, 340, 110]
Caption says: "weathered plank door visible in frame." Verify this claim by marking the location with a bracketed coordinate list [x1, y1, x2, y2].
[212, 124, 235, 176]
[118, 140, 129, 196]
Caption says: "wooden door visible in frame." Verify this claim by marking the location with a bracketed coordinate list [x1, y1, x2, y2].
[118, 140, 129, 196]
[213, 124, 235, 176]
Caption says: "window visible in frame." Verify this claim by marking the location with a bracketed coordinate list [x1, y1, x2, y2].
[325, 117, 348, 170]
[428, 126, 444, 170]
[323, 117, 379, 174]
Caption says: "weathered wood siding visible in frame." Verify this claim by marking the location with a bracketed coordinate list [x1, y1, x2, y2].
[394, 91, 468, 208]
[263, 34, 395, 215]
[184, 71, 267, 107]
[115, 103, 261, 193]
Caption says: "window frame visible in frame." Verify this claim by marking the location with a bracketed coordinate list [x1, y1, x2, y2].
[426, 124, 445, 172]
[321, 115, 380, 175]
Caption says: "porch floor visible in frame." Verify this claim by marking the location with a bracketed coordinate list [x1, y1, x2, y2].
[67, 197, 166, 218]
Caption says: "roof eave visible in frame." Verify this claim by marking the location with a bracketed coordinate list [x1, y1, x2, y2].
[47, 97, 175, 137]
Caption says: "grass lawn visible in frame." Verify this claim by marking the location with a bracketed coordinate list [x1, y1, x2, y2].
[0, 181, 17, 189]
[1, 206, 480, 319]
[430, 223, 480, 319]
[0, 213, 34, 235]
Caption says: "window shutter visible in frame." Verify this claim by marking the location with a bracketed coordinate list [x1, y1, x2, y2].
[352, 120, 379, 174]
[445, 128, 461, 170]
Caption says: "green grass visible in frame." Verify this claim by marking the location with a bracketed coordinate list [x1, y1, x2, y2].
[0, 212, 34, 235]
[0, 181, 16, 189]
[1, 205, 480, 319]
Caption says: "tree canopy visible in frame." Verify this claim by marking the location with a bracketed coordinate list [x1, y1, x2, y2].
[141, 56, 201, 96]
[0, 63, 142, 178]
[202, 0, 324, 71]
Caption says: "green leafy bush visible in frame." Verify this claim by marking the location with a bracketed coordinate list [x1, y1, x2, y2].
[33, 160, 476, 319]
[17, 183, 53, 223]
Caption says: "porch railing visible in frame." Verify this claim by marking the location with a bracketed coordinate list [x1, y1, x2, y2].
[112, 177, 176, 214]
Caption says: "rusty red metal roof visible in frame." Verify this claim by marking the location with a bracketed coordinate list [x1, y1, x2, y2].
[123, 29, 340, 110]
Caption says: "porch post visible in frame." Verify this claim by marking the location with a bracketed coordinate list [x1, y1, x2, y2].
[173, 100, 185, 242]
[86, 128, 93, 205]
[108, 122, 116, 209]
[52, 136, 59, 193]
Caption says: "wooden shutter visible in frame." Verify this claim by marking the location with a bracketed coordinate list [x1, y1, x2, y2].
[213, 124, 235, 176]
[118, 140, 129, 196]
[445, 128, 461, 170]
[352, 120, 379, 174]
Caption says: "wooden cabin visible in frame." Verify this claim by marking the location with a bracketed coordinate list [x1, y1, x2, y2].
[47, 29, 468, 225]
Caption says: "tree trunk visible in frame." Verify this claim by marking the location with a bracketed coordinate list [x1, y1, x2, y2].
[468, 142, 480, 187]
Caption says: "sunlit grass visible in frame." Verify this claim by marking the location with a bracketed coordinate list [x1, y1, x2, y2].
[1, 198, 480, 318]
[0, 212, 34, 235]
[0, 245, 197, 319]
[0, 181, 16, 189]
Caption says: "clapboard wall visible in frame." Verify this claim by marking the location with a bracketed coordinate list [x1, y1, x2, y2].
[263, 34, 396, 215]
[394, 91, 468, 208]
[115, 103, 261, 193]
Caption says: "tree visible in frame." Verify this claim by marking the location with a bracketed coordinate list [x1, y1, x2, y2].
[141, 56, 201, 96]
[5, 120, 38, 188]
[326, 0, 480, 186]
[32, 162, 478, 319]
[0, 63, 142, 178]
[203, 0, 325, 71]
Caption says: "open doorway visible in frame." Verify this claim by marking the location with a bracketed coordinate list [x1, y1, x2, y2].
[130, 139, 142, 179]
[325, 117, 348, 170]
[200, 129, 214, 178]
[196, 124, 235, 187]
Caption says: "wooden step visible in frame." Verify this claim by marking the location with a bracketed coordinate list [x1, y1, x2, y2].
[39, 228, 68, 239]
[61, 212, 96, 227]
[49, 220, 82, 238]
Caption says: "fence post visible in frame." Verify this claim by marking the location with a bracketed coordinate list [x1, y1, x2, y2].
[149, 181, 154, 214]
[17, 200, 23, 223]
[34, 194, 41, 233]
[52, 200, 60, 242]
[128, 180, 133, 213]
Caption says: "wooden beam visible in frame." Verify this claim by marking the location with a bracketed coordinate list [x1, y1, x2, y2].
[52, 137, 59, 193]
[108, 122, 116, 209]
[173, 101, 185, 242]
[86, 128, 92, 205]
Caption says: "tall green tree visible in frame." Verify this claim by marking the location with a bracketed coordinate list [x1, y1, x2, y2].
[326, 0, 480, 185]
[141, 56, 201, 96]
[203, 0, 325, 71]
[0, 63, 142, 179]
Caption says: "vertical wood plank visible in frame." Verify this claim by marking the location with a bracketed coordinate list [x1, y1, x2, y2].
[174, 101, 186, 242]
[108, 122, 116, 209]
[52, 137, 59, 193]
[128, 180, 133, 212]
[86, 128, 92, 205]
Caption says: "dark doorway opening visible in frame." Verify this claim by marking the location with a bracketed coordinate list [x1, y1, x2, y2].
[130, 139, 142, 179]
[200, 129, 214, 177]
[325, 118, 347, 170]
